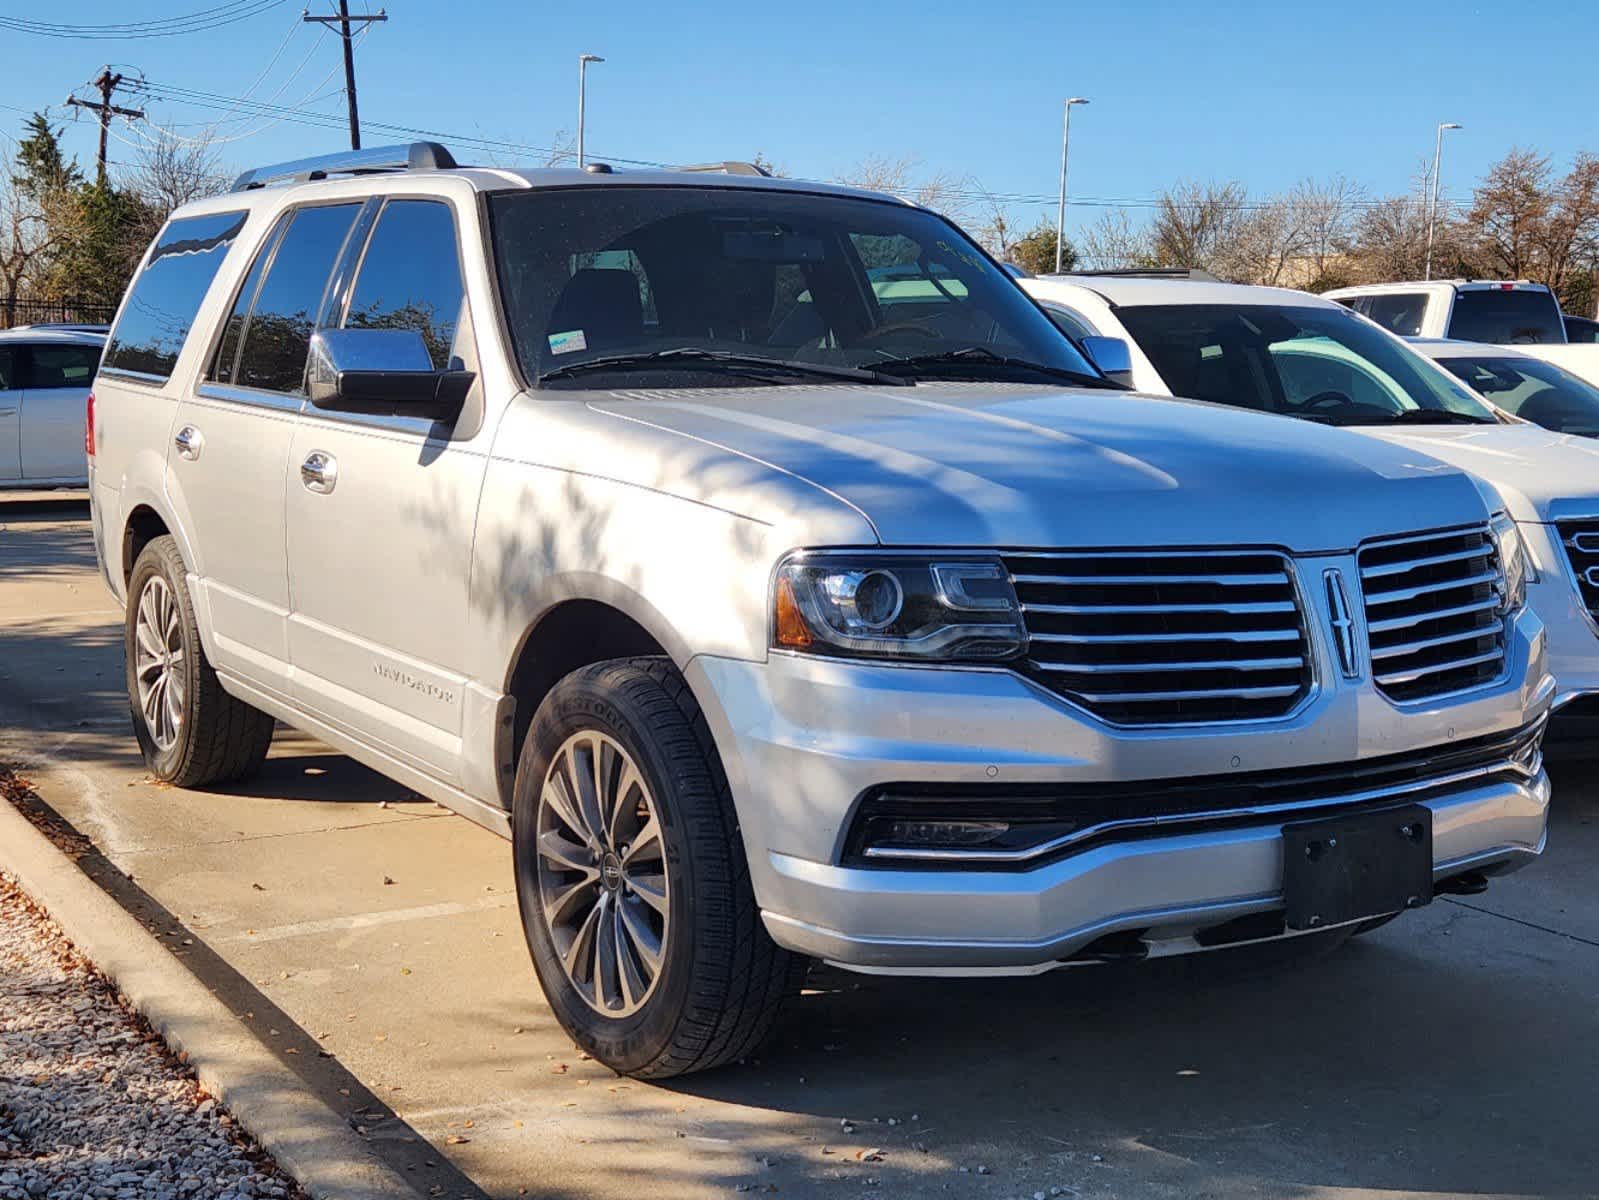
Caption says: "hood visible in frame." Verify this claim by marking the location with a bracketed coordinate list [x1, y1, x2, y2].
[1367, 424, 1599, 523]
[584, 382, 1495, 553]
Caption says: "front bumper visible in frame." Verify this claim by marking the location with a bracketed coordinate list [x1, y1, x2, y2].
[687, 597, 1552, 972]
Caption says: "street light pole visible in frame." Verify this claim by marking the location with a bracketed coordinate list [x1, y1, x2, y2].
[577, 54, 604, 168]
[1425, 121, 1462, 281]
[1055, 97, 1089, 274]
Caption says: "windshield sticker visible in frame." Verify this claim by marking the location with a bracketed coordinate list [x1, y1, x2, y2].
[548, 329, 588, 355]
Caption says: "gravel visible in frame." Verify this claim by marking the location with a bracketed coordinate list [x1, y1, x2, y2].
[0, 871, 308, 1200]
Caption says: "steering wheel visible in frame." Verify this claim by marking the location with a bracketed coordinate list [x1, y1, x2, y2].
[1299, 390, 1354, 412]
[853, 322, 943, 350]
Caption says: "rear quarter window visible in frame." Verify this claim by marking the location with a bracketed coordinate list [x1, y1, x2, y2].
[1362, 293, 1428, 336]
[103, 211, 248, 381]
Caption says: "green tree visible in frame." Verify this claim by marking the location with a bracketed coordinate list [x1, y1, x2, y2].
[1008, 220, 1078, 276]
[12, 112, 81, 199]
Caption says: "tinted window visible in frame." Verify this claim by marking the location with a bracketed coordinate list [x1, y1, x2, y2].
[1564, 315, 1599, 344]
[488, 186, 1099, 388]
[103, 211, 247, 380]
[1447, 289, 1564, 344]
[210, 213, 288, 385]
[1437, 354, 1599, 436]
[1043, 305, 1095, 342]
[1362, 293, 1427, 336]
[0, 347, 14, 391]
[1116, 303, 1497, 427]
[26, 344, 101, 388]
[235, 204, 360, 394]
[343, 200, 464, 369]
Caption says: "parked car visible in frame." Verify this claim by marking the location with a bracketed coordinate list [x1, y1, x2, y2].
[1410, 338, 1599, 437]
[0, 326, 104, 488]
[1324, 280, 1567, 344]
[90, 146, 1552, 1077]
[1022, 273, 1599, 723]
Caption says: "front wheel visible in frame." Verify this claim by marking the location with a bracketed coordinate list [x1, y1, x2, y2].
[125, 536, 275, 787]
[512, 658, 801, 1078]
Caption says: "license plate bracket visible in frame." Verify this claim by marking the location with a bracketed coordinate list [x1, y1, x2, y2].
[1282, 805, 1433, 931]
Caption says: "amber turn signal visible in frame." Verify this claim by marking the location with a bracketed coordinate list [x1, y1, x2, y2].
[774, 573, 813, 648]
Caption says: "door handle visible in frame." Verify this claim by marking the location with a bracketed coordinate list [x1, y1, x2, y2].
[300, 450, 337, 494]
[174, 425, 203, 460]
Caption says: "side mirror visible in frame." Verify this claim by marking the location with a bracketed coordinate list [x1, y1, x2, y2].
[1081, 335, 1135, 387]
[306, 328, 474, 422]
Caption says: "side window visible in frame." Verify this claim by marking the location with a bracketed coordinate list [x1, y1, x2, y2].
[233, 204, 361, 394]
[25, 344, 102, 389]
[103, 211, 247, 380]
[1363, 293, 1427, 336]
[343, 200, 464, 369]
[1044, 305, 1095, 342]
[0, 347, 15, 390]
[210, 213, 289, 385]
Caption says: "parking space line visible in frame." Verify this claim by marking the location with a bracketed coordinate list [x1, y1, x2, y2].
[221, 896, 512, 944]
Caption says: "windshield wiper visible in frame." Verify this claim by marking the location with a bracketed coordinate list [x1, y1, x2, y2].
[874, 345, 1117, 389]
[1380, 408, 1498, 426]
[539, 348, 912, 386]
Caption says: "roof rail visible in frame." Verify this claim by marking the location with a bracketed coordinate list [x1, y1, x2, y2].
[1065, 267, 1221, 282]
[229, 141, 458, 192]
[675, 160, 773, 178]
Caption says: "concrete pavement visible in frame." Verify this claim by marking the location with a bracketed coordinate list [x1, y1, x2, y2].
[3, 496, 1598, 1200]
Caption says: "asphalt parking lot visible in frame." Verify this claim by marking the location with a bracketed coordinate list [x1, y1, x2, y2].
[3, 496, 1598, 1200]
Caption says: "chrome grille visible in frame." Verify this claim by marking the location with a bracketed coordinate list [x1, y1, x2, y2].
[1004, 551, 1312, 725]
[1358, 526, 1506, 702]
[1555, 519, 1599, 623]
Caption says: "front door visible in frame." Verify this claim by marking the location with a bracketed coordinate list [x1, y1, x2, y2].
[0, 345, 19, 480]
[283, 198, 487, 783]
[21, 340, 100, 480]
[169, 201, 365, 696]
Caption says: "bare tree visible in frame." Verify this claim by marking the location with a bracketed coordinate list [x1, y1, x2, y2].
[1536, 153, 1599, 303]
[1151, 180, 1246, 272]
[127, 124, 226, 220]
[1079, 209, 1154, 270]
[1293, 175, 1363, 285]
[836, 155, 975, 223]
[0, 137, 78, 320]
[1469, 148, 1552, 278]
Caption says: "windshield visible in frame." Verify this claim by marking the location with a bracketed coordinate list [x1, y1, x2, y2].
[487, 185, 1101, 388]
[1434, 354, 1599, 436]
[1447, 289, 1564, 344]
[1115, 303, 1500, 427]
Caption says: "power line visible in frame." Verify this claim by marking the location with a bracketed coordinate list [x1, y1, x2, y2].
[0, 2, 286, 40]
[302, 1, 386, 150]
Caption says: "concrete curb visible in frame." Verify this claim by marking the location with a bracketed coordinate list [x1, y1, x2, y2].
[0, 796, 423, 1200]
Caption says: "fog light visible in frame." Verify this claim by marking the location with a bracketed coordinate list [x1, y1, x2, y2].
[884, 818, 1010, 847]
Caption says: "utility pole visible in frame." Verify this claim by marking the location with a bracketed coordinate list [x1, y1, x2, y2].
[303, 3, 388, 150]
[1424, 121, 1463, 282]
[65, 68, 144, 187]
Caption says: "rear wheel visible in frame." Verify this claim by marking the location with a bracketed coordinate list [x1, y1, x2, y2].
[512, 657, 801, 1078]
[125, 536, 275, 787]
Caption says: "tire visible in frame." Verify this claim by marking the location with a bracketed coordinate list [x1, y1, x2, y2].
[125, 536, 275, 787]
[511, 657, 802, 1078]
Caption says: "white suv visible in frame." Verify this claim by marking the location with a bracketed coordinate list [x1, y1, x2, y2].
[89, 145, 1553, 1077]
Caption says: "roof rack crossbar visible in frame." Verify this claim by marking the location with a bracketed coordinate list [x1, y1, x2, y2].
[1064, 267, 1221, 282]
[675, 160, 773, 177]
[229, 141, 458, 192]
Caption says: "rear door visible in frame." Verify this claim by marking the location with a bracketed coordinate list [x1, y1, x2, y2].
[20, 341, 100, 480]
[0, 346, 19, 480]
[169, 201, 365, 697]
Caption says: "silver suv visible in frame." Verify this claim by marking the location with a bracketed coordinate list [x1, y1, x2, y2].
[88, 144, 1553, 1078]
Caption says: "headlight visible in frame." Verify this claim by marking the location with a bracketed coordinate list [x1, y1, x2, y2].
[1491, 515, 1528, 614]
[773, 553, 1026, 661]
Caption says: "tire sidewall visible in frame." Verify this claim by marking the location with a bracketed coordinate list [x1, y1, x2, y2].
[512, 668, 706, 1073]
[125, 539, 202, 781]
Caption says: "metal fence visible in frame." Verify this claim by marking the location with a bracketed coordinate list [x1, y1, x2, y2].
[0, 298, 118, 330]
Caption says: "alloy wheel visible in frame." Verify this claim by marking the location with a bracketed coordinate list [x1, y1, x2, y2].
[535, 730, 670, 1017]
[133, 575, 185, 752]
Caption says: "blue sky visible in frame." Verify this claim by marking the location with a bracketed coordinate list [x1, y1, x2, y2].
[4, 0, 1597, 237]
